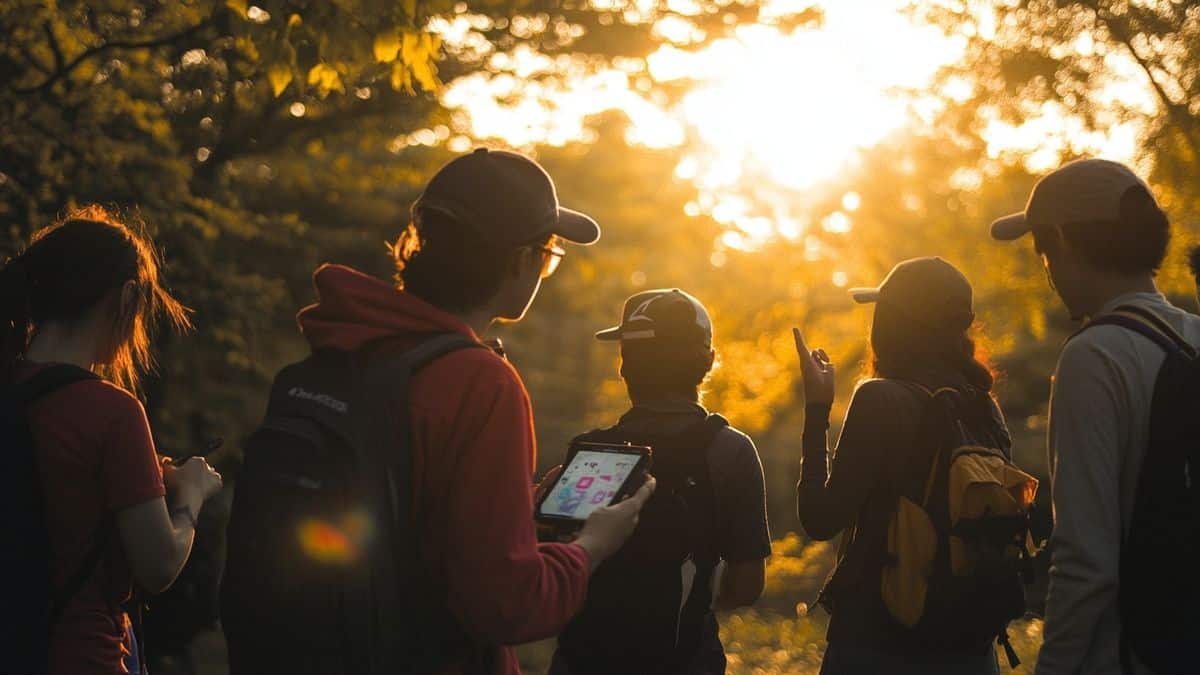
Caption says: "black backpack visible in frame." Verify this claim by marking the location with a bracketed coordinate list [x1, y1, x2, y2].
[1077, 305, 1199, 674]
[221, 334, 485, 675]
[876, 384, 1033, 667]
[2, 364, 105, 675]
[557, 413, 729, 675]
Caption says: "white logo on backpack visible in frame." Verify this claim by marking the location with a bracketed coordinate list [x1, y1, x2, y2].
[287, 387, 349, 413]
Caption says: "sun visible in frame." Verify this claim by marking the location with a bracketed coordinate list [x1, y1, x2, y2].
[437, 0, 961, 246]
[646, 1, 963, 193]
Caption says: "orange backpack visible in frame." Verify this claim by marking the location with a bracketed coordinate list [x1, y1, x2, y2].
[880, 385, 1037, 667]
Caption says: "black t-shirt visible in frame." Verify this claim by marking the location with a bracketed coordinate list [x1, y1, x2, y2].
[611, 399, 773, 564]
[574, 399, 772, 673]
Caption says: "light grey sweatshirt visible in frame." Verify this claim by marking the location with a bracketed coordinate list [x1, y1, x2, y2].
[1035, 292, 1200, 675]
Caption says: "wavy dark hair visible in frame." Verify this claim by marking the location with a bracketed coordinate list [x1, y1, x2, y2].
[0, 206, 191, 393]
[867, 302, 996, 392]
[390, 206, 551, 313]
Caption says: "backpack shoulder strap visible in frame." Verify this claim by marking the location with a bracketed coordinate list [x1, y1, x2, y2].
[628, 412, 729, 461]
[681, 412, 729, 449]
[375, 333, 485, 375]
[5, 363, 99, 406]
[50, 521, 113, 627]
[1077, 305, 1198, 358]
[3, 364, 106, 629]
[351, 333, 487, 673]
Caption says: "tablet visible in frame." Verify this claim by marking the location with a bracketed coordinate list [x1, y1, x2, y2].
[535, 442, 652, 524]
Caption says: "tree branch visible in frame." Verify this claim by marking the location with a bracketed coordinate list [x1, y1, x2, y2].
[11, 17, 214, 95]
[43, 22, 65, 73]
[1092, 5, 1200, 163]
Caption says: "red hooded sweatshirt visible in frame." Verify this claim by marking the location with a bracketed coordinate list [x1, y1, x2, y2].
[297, 264, 590, 674]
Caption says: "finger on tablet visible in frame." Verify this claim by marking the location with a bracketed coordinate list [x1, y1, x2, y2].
[628, 475, 656, 507]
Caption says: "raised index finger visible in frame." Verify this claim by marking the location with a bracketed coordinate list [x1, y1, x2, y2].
[792, 327, 810, 360]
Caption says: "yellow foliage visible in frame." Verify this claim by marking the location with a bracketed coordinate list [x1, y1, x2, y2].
[225, 0, 248, 19]
[373, 29, 401, 63]
[307, 63, 345, 97]
[390, 61, 413, 93]
[401, 31, 422, 65]
[266, 62, 292, 97]
[411, 57, 439, 92]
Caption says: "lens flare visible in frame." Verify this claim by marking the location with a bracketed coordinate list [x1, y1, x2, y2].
[297, 510, 374, 564]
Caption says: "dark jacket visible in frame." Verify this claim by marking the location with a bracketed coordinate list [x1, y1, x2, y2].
[797, 367, 1009, 658]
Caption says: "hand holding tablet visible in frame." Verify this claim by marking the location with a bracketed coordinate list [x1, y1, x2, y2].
[535, 442, 652, 524]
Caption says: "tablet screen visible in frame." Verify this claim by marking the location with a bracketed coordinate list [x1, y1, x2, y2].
[541, 449, 642, 520]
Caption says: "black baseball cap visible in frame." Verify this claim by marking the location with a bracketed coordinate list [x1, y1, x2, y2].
[850, 257, 975, 330]
[990, 158, 1154, 241]
[414, 147, 600, 246]
[595, 288, 713, 349]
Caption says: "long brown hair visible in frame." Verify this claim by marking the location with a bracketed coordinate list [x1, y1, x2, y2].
[867, 302, 997, 391]
[0, 206, 191, 394]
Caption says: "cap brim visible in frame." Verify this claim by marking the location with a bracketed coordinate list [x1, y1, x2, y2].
[990, 212, 1032, 241]
[595, 326, 622, 341]
[553, 207, 601, 245]
[849, 287, 881, 304]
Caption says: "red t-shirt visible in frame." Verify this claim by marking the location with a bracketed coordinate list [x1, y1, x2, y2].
[18, 362, 166, 675]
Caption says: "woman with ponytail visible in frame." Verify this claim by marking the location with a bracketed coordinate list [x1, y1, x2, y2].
[791, 257, 1009, 674]
[1, 206, 222, 675]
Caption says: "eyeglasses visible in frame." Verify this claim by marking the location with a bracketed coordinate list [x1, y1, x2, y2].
[533, 242, 565, 278]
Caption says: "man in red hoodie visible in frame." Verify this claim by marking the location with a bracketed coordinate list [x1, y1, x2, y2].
[246, 149, 653, 674]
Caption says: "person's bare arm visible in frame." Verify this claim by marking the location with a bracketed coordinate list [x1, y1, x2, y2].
[715, 559, 765, 610]
[116, 457, 221, 593]
[116, 496, 198, 593]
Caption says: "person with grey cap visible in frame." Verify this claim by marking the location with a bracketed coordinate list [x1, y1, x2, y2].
[223, 148, 654, 675]
[991, 158, 1200, 675]
[793, 257, 1012, 674]
[544, 288, 771, 675]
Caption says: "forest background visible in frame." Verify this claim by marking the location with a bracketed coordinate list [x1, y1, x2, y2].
[4, 0, 1200, 672]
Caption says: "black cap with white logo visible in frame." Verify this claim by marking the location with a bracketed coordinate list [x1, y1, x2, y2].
[414, 147, 600, 247]
[595, 289, 713, 349]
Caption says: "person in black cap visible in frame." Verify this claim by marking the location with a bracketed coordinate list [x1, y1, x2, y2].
[792, 257, 1012, 674]
[223, 148, 654, 675]
[990, 159, 1200, 675]
[545, 288, 771, 675]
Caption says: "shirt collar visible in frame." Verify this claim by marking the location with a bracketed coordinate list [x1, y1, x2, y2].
[619, 397, 706, 424]
[1097, 291, 1168, 317]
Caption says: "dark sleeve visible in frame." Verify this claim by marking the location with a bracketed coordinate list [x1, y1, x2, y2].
[709, 429, 772, 562]
[796, 381, 908, 541]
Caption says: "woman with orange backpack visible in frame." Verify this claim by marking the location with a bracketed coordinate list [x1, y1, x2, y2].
[1, 207, 222, 675]
[793, 257, 1032, 675]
